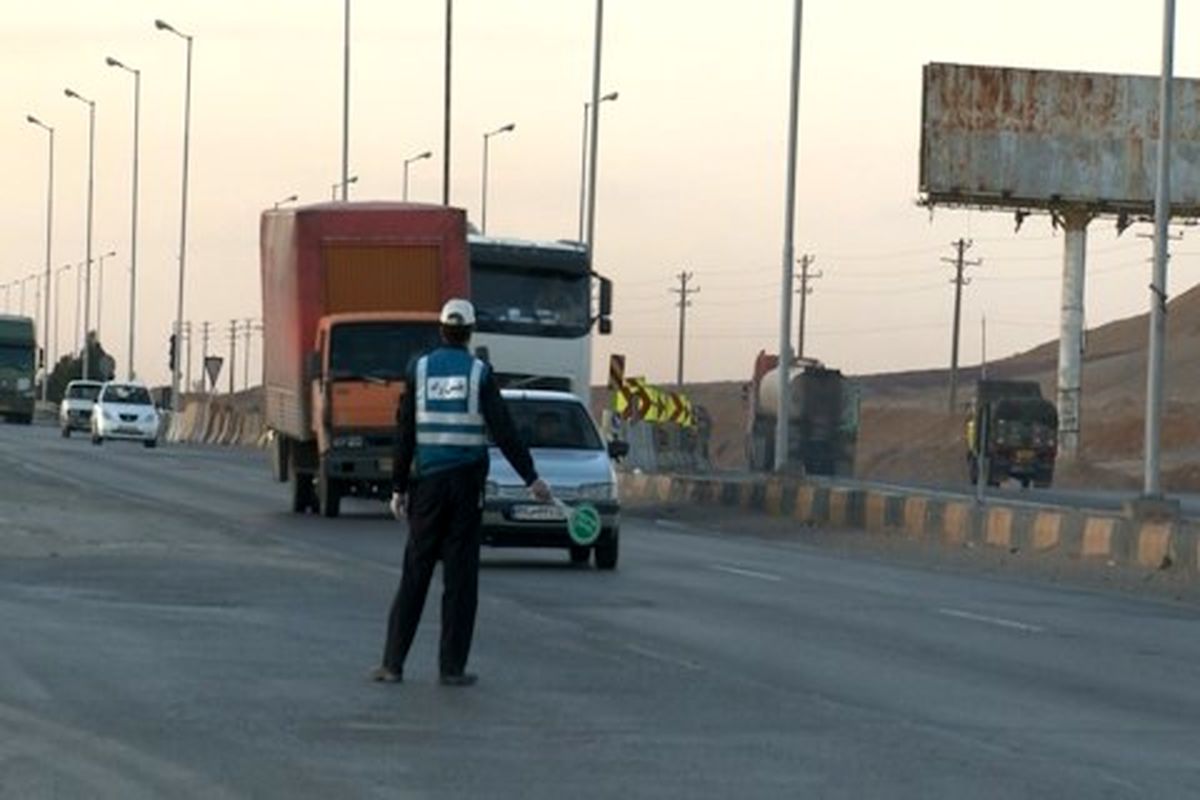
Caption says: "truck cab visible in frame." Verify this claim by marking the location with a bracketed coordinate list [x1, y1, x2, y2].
[297, 312, 441, 514]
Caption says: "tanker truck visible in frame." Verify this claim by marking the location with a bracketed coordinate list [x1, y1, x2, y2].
[261, 202, 470, 517]
[744, 350, 859, 475]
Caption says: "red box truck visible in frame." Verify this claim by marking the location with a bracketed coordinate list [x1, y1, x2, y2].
[261, 202, 469, 517]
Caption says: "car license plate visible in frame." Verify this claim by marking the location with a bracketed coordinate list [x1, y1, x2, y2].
[118, 427, 141, 435]
[377, 458, 393, 472]
[510, 504, 566, 522]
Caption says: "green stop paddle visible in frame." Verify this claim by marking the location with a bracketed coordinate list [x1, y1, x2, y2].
[553, 498, 602, 546]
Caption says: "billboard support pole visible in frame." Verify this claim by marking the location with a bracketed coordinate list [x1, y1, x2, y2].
[1057, 210, 1091, 459]
[775, 0, 803, 473]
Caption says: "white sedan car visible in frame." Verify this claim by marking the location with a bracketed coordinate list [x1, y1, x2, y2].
[91, 382, 160, 448]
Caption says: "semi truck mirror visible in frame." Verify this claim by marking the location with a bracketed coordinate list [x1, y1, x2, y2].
[607, 439, 629, 459]
[598, 317, 613, 335]
[598, 276, 613, 317]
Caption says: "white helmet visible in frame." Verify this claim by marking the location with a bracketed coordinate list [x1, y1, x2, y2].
[439, 298, 476, 327]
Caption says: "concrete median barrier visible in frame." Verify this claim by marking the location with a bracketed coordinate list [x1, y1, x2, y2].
[619, 471, 1200, 577]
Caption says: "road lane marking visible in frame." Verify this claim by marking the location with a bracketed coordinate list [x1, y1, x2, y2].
[936, 607, 1045, 634]
[710, 564, 783, 582]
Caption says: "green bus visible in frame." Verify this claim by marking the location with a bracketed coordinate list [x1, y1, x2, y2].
[0, 315, 37, 424]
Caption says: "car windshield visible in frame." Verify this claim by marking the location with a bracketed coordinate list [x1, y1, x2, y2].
[66, 384, 102, 401]
[0, 345, 34, 372]
[503, 398, 603, 450]
[328, 322, 442, 381]
[102, 385, 153, 406]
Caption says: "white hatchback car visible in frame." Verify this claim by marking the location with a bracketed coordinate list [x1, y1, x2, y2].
[59, 379, 103, 437]
[91, 382, 160, 448]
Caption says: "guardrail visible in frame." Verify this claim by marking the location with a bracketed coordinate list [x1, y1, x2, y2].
[619, 472, 1198, 575]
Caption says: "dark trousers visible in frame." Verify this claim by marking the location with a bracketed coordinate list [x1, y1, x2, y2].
[382, 462, 485, 676]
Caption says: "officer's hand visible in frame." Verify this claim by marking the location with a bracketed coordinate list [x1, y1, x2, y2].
[389, 491, 406, 520]
[529, 479, 553, 503]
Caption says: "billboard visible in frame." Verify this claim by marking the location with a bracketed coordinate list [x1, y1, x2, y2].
[920, 63, 1200, 215]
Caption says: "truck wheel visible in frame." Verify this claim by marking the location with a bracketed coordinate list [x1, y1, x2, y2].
[569, 545, 591, 566]
[291, 472, 316, 514]
[318, 471, 342, 519]
[594, 534, 619, 571]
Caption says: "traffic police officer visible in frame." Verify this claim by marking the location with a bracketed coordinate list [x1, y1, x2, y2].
[373, 298, 552, 686]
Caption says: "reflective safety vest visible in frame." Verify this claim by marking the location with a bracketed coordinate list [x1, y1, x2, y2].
[414, 347, 488, 477]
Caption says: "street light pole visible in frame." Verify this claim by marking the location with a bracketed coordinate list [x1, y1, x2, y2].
[774, 0, 804, 472]
[95, 249, 116, 342]
[342, 0, 351, 202]
[481, 123, 515, 235]
[577, 91, 617, 243]
[26, 115, 54, 400]
[64, 87, 96, 380]
[156, 18, 193, 412]
[54, 264, 72, 370]
[584, 0, 605, 255]
[331, 175, 357, 200]
[107, 56, 141, 380]
[442, 0, 452, 206]
[403, 151, 433, 201]
[1144, 0, 1177, 499]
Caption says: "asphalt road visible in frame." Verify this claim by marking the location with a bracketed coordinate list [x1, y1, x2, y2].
[2, 423, 1200, 798]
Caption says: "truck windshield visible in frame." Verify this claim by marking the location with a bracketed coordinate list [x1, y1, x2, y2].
[0, 345, 34, 372]
[329, 322, 441, 381]
[472, 265, 590, 338]
[503, 398, 603, 450]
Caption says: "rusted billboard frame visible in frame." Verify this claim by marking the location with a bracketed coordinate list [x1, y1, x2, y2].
[918, 62, 1200, 459]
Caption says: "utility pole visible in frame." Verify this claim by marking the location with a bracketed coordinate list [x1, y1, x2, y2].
[670, 271, 699, 387]
[200, 321, 211, 391]
[795, 254, 821, 359]
[183, 320, 193, 394]
[943, 239, 981, 413]
[242, 317, 254, 391]
[228, 319, 238, 395]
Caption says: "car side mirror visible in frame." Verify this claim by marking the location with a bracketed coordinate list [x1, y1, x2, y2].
[474, 345, 491, 363]
[607, 439, 629, 459]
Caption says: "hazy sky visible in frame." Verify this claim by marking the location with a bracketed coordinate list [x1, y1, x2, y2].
[4, 1, 1200, 388]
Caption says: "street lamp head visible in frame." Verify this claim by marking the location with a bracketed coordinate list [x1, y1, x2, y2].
[602, 91, 620, 102]
[154, 18, 173, 32]
[64, 88, 78, 99]
[419, 150, 433, 160]
[348, 176, 359, 185]
[26, 114, 38, 124]
[502, 123, 516, 133]
[105, 56, 121, 67]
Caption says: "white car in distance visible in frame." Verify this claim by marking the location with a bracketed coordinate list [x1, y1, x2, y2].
[60, 379, 103, 437]
[91, 382, 160, 448]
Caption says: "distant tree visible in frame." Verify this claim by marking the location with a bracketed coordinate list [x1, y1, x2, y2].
[45, 333, 115, 402]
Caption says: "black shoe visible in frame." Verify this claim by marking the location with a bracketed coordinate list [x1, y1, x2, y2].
[438, 672, 478, 687]
[369, 666, 403, 684]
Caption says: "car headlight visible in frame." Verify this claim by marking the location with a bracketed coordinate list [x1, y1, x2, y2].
[143, 412, 158, 423]
[574, 482, 616, 501]
[331, 435, 365, 449]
